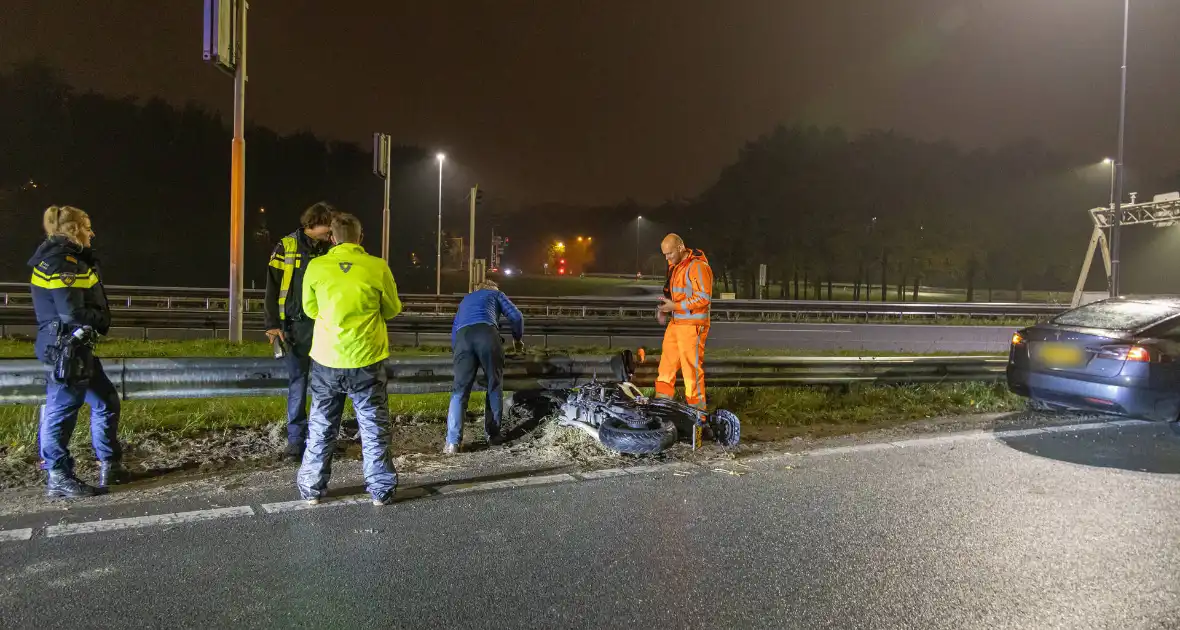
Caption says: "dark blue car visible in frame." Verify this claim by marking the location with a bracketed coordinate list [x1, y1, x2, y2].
[1007, 297, 1180, 424]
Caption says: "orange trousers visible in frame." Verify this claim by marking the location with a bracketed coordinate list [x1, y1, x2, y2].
[655, 324, 709, 408]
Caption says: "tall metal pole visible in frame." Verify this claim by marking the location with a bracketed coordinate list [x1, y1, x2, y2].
[634, 216, 641, 275]
[1110, 0, 1129, 298]
[380, 142, 391, 263]
[227, 0, 248, 343]
[468, 186, 477, 292]
[435, 156, 444, 295]
[1108, 162, 1116, 207]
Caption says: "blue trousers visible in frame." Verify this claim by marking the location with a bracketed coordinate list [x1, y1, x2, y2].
[446, 324, 504, 445]
[282, 319, 315, 447]
[40, 358, 121, 472]
[296, 360, 397, 502]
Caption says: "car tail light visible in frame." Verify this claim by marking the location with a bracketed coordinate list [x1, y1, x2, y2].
[1088, 344, 1153, 362]
[1126, 346, 1151, 362]
[1011, 332, 1025, 346]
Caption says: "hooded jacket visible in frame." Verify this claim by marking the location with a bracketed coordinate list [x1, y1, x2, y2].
[28, 236, 111, 362]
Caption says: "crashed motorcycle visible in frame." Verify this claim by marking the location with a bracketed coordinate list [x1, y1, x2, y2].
[551, 350, 741, 455]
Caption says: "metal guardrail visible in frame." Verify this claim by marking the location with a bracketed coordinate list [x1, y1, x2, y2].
[0, 355, 1006, 404]
[0, 282, 1066, 322]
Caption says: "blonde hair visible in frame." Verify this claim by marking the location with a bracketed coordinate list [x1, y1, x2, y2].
[43, 206, 91, 244]
[474, 280, 500, 291]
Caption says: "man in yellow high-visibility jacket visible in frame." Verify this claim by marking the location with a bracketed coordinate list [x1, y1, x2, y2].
[295, 212, 403, 506]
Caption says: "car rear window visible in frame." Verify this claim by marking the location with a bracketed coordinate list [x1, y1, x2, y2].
[1052, 300, 1180, 331]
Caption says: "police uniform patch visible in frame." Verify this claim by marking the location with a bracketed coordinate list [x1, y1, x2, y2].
[38, 261, 49, 269]
[338, 262, 353, 273]
[60, 272, 76, 287]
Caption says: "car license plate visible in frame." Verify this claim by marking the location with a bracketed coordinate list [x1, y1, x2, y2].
[1036, 343, 1085, 368]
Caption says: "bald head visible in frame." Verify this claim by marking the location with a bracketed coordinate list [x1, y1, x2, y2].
[661, 233, 688, 266]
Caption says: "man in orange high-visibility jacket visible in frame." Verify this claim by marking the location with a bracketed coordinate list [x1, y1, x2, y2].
[655, 233, 713, 410]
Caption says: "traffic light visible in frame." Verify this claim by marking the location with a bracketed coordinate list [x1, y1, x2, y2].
[475, 187, 484, 205]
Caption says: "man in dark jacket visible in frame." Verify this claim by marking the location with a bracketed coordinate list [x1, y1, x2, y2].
[264, 202, 335, 461]
[444, 280, 524, 454]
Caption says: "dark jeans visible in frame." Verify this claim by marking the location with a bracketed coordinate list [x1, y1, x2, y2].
[446, 324, 505, 445]
[40, 358, 121, 473]
[282, 319, 315, 447]
[295, 360, 397, 502]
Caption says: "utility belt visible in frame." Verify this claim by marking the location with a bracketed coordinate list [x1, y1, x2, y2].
[45, 320, 98, 384]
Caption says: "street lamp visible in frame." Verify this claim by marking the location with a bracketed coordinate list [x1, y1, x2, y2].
[1102, 157, 1115, 207]
[1109, 0, 1129, 298]
[635, 216, 643, 276]
[435, 153, 445, 296]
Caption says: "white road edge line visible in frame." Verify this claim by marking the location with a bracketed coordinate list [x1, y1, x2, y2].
[0, 528, 33, 543]
[434, 473, 578, 495]
[44, 506, 255, 538]
[261, 497, 371, 514]
[756, 329, 852, 334]
[805, 419, 1147, 457]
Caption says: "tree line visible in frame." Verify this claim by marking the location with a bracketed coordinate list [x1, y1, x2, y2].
[2, 60, 1174, 299]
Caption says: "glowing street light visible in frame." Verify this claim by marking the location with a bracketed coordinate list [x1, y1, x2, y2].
[1101, 157, 1115, 207]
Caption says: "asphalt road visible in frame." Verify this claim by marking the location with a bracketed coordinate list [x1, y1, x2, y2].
[1, 422, 1176, 629]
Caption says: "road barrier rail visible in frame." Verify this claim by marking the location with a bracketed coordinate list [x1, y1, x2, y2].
[0, 283, 1066, 323]
[0, 354, 1006, 405]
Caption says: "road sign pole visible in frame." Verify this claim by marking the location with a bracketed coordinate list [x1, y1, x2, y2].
[227, 0, 248, 343]
[468, 186, 477, 292]
[1110, 0, 1129, 298]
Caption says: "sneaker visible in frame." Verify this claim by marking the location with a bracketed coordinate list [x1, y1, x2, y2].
[304, 496, 321, 506]
[372, 494, 394, 506]
[443, 443, 459, 455]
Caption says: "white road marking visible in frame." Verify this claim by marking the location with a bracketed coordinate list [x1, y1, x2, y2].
[261, 497, 371, 514]
[44, 506, 254, 538]
[576, 468, 633, 480]
[1107, 419, 1153, 427]
[434, 473, 578, 495]
[756, 329, 851, 333]
[1041, 422, 1114, 433]
[0, 528, 33, 543]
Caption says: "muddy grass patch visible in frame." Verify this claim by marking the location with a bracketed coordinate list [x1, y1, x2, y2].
[0, 383, 1024, 489]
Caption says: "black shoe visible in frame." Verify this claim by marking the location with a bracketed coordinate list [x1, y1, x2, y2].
[487, 434, 506, 447]
[97, 461, 130, 488]
[46, 472, 101, 499]
[284, 443, 305, 463]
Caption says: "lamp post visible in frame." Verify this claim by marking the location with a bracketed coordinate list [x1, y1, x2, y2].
[635, 215, 643, 276]
[1109, 0, 1129, 298]
[435, 153, 445, 295]
[1102, 157, 1115, 207]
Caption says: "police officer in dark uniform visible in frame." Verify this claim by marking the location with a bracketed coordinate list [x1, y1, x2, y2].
[264, 202, 335, 461]
[30, 206, 127, 498]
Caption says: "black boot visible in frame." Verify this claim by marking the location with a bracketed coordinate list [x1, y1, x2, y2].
[284, 442, 305, 463]
[97, 461, 130, 487]
[46, 471, 101, 499]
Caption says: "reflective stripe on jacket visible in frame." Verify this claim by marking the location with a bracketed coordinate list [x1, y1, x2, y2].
[264, 230, 328, 328]
[302, 243, 403, 369]
[26, 236, 112, 363]
[666, 249, 712, 325]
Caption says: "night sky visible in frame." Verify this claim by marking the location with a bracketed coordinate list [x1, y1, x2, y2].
[3, 0, 1178, 206]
